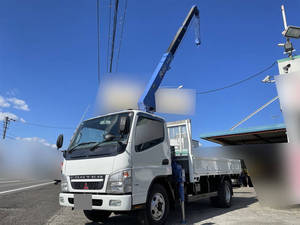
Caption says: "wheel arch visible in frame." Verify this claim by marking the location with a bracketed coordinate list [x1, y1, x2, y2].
[146, 175, 175, 206]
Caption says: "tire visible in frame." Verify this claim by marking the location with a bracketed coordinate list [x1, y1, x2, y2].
[145, 184, 170, 225]
[83, 210, 111, 222]
[210, 180, 232, 208]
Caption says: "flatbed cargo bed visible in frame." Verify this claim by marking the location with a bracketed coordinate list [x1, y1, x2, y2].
[167, 120, 242, 183]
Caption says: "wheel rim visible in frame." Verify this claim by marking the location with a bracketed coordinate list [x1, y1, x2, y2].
[150, 193, 165, 221]
[225, 184, 231, 203]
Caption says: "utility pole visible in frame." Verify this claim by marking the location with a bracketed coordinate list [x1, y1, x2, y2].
[2, 116, 15, 140]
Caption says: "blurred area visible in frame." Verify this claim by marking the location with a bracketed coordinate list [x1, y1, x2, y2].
[95, 74, 144, 114]
[95, 74, 196, 115]
[156, 88, 195, 115]
[276, 71, 300, 144]
[198, 143, 300, 207]
[0, 139, 61, 180]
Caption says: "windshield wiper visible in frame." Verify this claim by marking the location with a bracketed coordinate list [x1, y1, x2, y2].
[90, 139, 126, 152]
[68, 142, 98, 153]
[89, 142, 107, 151]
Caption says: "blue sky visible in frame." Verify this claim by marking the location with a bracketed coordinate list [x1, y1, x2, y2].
[0, 0, 299, 148]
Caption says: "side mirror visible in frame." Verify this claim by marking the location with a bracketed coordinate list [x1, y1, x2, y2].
[119, 116, 129, 134]
[56, 134, 64, 150]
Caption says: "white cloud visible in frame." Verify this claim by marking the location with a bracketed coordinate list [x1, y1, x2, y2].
[20, 118, 26, 123]
[7, 97, 30, 111]
[15, 136, 56, 149]
[0, 112, 18, 121]
[0, 96, 10, 108]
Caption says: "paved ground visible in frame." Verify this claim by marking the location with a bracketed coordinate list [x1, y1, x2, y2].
[0, 179, 55, 193]
[47, 187, 300, 225]
[0, 179, 61, 225]
[1, 184, 299, 225]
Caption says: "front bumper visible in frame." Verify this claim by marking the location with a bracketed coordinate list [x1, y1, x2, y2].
[59, 192, 132, 211]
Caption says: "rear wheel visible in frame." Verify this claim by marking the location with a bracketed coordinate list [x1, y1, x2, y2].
[145, 184, 170, 225]
[210, 180, 232, 208]
[83, 210, 111, 222]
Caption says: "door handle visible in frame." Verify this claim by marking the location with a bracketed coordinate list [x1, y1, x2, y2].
[162, 159, 169, 165]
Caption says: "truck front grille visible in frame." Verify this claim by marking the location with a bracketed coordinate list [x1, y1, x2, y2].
[69, 175, 105, 190]
[71, 181, 104, 190]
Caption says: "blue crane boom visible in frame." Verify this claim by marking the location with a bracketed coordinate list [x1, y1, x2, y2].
[138, 5, 201, 112]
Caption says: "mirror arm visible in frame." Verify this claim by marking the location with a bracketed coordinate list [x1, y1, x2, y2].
[61, 150, 67, 158]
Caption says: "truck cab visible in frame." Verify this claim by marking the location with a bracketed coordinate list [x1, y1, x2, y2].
[58, 110, 173, 222]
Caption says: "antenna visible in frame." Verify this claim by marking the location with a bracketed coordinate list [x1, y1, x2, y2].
[69, 105, 90, 145]
[281, 5, 288, 30]
[79, 105, 90, 124]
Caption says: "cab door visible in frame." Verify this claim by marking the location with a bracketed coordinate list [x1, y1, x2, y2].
[131, 113, 171, 205]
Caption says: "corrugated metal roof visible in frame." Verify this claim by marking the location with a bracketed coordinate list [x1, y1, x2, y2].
[200, 123, 286, 139]
[200, 123, 287, 145]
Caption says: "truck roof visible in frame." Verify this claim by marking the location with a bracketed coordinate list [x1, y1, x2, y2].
[84, 110, 165, 122]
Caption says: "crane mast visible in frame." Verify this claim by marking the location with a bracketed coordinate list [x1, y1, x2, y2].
[138, 5, 201, 112]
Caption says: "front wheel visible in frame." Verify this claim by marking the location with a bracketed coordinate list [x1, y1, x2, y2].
[83, 210, 111, 222]
[145, 184, 170, 225]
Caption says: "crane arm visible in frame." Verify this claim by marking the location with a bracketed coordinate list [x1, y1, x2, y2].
[138, 5, 200, 112]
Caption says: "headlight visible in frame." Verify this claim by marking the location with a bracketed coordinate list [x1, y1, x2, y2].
[106, 169, 132, 194]
[61, 174, 69, 192]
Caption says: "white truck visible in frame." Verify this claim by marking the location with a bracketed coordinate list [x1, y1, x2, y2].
[56, 5, 241, 224]
[56, 110, 241, 224]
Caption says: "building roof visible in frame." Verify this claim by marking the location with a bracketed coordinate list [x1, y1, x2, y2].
[277, 54, 300, 63]
[200, 123, 287, 145]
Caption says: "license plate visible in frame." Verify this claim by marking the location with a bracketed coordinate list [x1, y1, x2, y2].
[74, 194, 92, 210]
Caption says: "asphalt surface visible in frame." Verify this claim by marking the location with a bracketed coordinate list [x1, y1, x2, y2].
[0, 183, 299, 225]
[47, 187, 300, 225]
[0, 179, 61, 225]
[0, 179, 54, 193]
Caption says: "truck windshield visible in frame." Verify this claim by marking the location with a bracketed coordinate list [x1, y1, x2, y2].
[65, 112, 133, 159]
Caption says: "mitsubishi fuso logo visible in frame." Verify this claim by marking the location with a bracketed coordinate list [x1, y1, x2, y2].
[70, 175, 104, 180]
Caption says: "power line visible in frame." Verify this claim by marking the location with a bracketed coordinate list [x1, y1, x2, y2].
[6, 132, 20, 140]
[196, 61, 277, 95]
[15, 121, 74, 130]
[106, 0, 112, 72]
[116, 0, 128, 72]
[6, 131, 18, 138]
[5, 135, 16, 140]
[97, 0, 101, 84]
[109, 0, 119, 73]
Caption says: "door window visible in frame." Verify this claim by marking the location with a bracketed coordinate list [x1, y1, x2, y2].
[135, 116, 164, 152]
